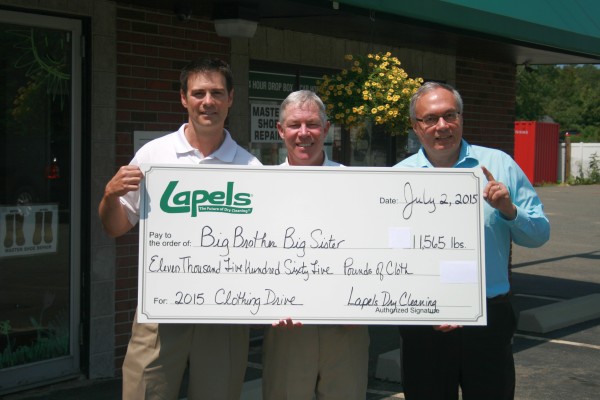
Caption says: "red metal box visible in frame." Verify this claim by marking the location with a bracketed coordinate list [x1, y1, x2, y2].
[514, 121, 559, 185]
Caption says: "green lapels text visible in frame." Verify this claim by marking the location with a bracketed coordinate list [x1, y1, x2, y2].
[160, 181, 252, 216]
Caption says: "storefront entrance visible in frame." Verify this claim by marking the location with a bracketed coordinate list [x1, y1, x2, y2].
[247, 61, 410, 166]
[0, 9, 81, 394]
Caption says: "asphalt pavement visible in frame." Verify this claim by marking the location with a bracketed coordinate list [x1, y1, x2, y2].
[5, 184, 600, 400]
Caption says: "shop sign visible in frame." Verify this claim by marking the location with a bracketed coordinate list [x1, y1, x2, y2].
[299, 75, 321, 93]
[248, 71, 324, 143]
[250, 101, 280, 143]
[249, 71, 322, 100]
[249, 71, 296, 100]
[1, 204, 58, 257]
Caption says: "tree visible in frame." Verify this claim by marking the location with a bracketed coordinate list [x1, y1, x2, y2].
[515, 65, 556, 120]
[516, 64, 600, 142]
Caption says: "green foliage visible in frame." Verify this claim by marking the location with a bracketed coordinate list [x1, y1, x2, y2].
[0, 320, 12, 354]
[581, 127, 600, 142]
[516, 64, 600, 142]
[0, 310, 69, 369]
[568, 152, 600, 185]
[6, 27, 70, 128]
[516, 65, 557, 120]
[587, 152, 600, 183]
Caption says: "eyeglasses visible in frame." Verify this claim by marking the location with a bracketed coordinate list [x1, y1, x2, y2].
[415, 112, 461, 127]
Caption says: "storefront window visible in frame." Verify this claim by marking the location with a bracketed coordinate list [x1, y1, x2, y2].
[1, 10, 81, 392]
[248, 64, 409, 166]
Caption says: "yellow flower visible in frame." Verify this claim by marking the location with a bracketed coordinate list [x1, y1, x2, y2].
[316, 51, 422, 133]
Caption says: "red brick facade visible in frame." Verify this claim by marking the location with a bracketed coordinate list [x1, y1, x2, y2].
[456, 57, 517, 156]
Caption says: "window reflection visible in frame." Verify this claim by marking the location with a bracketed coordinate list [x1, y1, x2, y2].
[0, 23, 72, 369]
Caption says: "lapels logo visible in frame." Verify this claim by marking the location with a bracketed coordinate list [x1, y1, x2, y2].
[160, 181, 253, 216]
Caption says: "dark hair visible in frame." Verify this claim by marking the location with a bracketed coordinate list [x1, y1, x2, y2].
[409, 81, 464, 120]
[179, 58, 233, 94]
[279, 90, 328, 126]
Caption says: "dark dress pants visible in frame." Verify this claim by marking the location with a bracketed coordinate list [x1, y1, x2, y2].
[399, 298, 517, 400]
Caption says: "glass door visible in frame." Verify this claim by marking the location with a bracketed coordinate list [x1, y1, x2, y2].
[0, 10, 81, 394]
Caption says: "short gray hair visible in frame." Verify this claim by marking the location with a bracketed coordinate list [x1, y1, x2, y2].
[279, 90, 328, 127]
[409, 82, 464, 120]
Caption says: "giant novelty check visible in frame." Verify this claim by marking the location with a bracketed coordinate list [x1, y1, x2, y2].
[137, 164, 487, 325]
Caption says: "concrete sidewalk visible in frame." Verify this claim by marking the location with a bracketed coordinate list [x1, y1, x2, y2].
[5, 184, 600, 400]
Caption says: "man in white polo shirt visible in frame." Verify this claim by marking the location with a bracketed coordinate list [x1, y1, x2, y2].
[99, 57, 260, 400]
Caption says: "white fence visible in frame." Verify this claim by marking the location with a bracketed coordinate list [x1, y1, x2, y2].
[558, 142, 600, 182]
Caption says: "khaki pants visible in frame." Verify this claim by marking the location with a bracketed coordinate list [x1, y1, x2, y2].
[122, 313, 249, 400]
[262, 325, 369, 400]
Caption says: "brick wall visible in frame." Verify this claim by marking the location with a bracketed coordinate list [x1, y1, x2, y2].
[456, 58, 517, 156]
[114, 4, 230, 371]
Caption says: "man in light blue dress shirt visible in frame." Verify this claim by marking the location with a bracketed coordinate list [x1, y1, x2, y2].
[395, 82, 550, 400]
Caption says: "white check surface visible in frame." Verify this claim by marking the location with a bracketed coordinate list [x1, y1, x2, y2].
[138, 164, 487, 325]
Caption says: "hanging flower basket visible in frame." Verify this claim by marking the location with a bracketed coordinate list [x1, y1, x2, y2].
[317, 52, 422, 136]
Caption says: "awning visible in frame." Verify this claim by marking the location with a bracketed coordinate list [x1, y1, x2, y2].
[335, 0, 600, 61]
